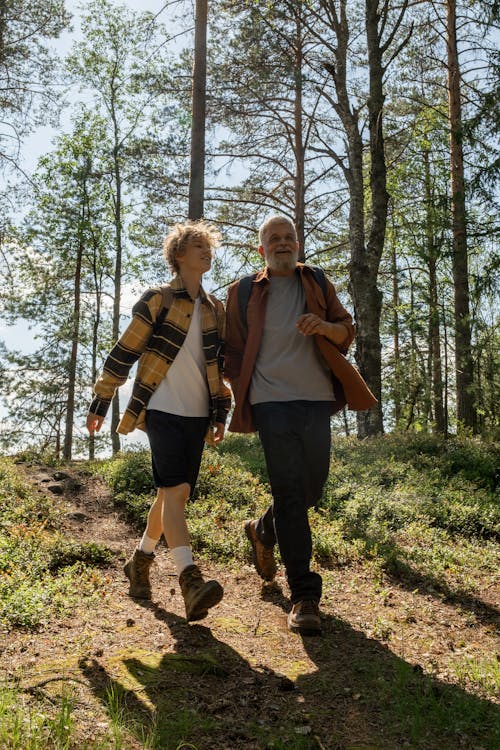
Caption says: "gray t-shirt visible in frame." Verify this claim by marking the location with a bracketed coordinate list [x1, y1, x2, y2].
[249, 273, 335, 405]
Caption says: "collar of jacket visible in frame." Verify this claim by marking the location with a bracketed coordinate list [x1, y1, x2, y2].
[252, 262, 310, 284]
[171, 273, 212, 306]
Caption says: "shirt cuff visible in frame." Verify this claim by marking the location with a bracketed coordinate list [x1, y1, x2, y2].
[89, 396, 111, 418]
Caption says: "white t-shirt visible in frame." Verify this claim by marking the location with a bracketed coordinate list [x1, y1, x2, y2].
[147, 297, 209, 417]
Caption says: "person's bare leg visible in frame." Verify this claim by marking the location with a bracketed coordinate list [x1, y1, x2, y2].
[160, 483, 223, 621]
[123, 489, 165, 598]
[159, 483, 191, 549]
[143, 489, 164, 541]
[134, 490, 164, 554]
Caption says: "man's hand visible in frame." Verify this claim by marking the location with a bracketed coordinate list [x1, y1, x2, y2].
[296, 314, 349, 346]
[87, 413, 104, 434]
[213, 422, 225, 443]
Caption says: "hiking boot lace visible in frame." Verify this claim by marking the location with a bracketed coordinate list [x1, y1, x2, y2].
[300, 600, 318, 615]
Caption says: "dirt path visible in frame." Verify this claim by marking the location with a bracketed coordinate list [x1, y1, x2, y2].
[2, 464, 498, 750]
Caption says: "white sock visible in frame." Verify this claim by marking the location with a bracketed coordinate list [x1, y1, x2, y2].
[171, 546, 194, 576]
[138, 533, 158, 555]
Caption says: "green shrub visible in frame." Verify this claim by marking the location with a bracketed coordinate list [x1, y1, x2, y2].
[0, 458, 111, 633]
[47, 541, 114, 570]
[0, 562, 105, 629]
[91, 434, 499, 592]
[95, 450, 154, 496]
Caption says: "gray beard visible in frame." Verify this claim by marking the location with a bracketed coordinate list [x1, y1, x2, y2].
[268, 255, 297, 272]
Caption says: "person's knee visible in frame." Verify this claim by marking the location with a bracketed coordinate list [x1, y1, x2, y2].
[159, 482, 191, 507]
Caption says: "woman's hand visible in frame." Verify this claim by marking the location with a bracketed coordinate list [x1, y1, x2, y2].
[87, 413, 104, 434]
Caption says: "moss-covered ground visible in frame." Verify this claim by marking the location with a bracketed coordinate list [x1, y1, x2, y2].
[0, 433, 498, 749]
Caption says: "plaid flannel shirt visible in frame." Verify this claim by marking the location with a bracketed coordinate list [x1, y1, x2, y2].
[89, 275, 231, 436]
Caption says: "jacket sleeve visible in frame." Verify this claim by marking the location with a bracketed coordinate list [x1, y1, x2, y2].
[223, 280, 246, 385]
[88, 289, 162, 417]
[212, 296, 232, 424]
[325, 279, 355, 354]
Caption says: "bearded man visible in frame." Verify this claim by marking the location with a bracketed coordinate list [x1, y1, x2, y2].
[224, 215, 376, 634]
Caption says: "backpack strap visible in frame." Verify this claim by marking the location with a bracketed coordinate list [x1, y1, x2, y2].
[310, 266, 327, 301]
[236, 266, 327, 336]
[237, 273, 257, 334]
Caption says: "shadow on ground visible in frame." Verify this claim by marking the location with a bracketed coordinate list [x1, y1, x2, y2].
[335, 529, 500, 628]
[80, 596, 499, 750]
[80, 606, 305, 750]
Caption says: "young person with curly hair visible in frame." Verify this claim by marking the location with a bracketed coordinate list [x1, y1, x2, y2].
[87, 220, 231, 622]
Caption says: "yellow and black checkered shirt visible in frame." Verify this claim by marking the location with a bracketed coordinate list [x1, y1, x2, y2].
[89, 275, 231, 435]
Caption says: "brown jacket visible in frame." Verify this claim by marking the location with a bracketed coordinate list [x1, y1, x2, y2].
[224, 264, 377, 433]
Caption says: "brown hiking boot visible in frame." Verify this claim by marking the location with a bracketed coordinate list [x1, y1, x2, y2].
[245, 520, 277, 581]
[123, 548, 154, 599]
[287, 600, 322, 635]
[179, 564, 224, 622]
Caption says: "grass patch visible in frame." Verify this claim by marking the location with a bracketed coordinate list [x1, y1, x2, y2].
[47, 541, 114, 571]
[378, 659, 500, 748]
[451, 654, 500, 697]
[0, 682, 85, 750]
[0, 458, 112, 631]
[90, 434, 499, 597]
[81, 650, 322, 750]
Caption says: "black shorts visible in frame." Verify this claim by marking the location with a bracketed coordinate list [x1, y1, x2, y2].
[145, 410, 209, 490]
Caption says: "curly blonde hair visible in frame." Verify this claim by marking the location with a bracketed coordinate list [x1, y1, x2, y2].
[163, 219, 221, 274]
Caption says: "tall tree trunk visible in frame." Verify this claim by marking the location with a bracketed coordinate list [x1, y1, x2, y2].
[446, 0, 476, 431]
[322, 3, 375, 436]
[429, 256, 446, 434]
[63, 232, 83, 460]
[293, 13, 305, 262]
[442, 298, 450, 433]
[89, 236, 102, 462]
[323, 0, 385, 436]
[352, 0, 386, 436]
[423, 149, 445, 434]
[189, 0, 207, 220]
[405, 274, 422, 430]
[307, 0, 409, 435]
[0, 1, 5, 65]
[390, 230, 402, 425]
[111, 103, 122, 454]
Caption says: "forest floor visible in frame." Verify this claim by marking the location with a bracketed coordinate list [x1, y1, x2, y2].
[1, 460, 499, 750]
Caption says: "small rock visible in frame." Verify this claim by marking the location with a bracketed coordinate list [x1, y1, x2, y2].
[47, 483, 64, 495]
[65, 511, 89, 522]
[126, 618, 135, 627]
[53, 471, 70, 481]
[64, 478, 83, 492]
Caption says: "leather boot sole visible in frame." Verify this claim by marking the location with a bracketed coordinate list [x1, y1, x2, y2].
[287, 616, 322, 636]
[185, 580, 224, 622]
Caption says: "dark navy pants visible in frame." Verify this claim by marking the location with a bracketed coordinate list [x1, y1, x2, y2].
[252, 400, 332, 604]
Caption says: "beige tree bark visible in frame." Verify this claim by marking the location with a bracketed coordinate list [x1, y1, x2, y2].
[446, 0, 477, 431]
[423, 148, 446, 434]
[316, 0, 410, 435]
[188, 0, 208, 220]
